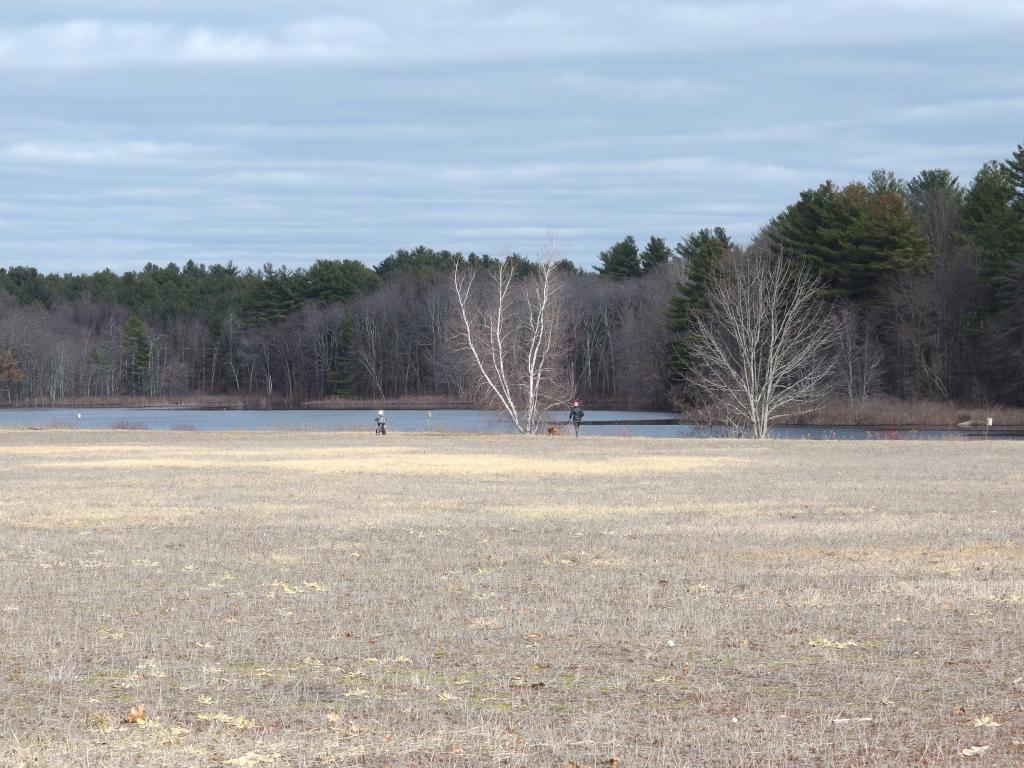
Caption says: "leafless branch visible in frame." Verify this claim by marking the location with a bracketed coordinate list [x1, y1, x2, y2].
[684, 247, 839, 438]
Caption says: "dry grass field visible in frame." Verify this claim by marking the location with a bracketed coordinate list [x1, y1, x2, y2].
[1, 430, 1023, 767]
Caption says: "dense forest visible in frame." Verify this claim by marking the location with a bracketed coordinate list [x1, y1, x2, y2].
[1, 142, 1022, 410]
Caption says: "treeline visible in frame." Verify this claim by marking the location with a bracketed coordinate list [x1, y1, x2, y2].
[1, 142, 1022, 409]
[596, 147, 1024, 406]
[0, 246, 670, 407]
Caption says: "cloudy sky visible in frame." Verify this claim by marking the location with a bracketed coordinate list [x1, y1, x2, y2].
[1, 1, 1022, 273]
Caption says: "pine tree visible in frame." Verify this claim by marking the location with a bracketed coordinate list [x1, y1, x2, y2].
[845, 187, 928, 298]
[907, 169, 963, 201]
[595, 236, 642, 279]
[773, 181, 926, 301]
[905, 169, 963, 254]
[962, 161, 1024, 312]
[375, 246, 461, 279]
[770, 181, 852, 292]
[671, 228, 733, 322]
[867, 168, 904, 197]
[1005, 143, 1024, 204]
[665, 227, 733, 385]
[326, 318, 358, 396]
[122, 314, 151, 395]
[305, 259, 379, 304]
[245, 264, 303, 325]
[640, 236, 672, 272]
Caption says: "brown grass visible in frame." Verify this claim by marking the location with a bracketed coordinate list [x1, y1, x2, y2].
[1, 431, 1023, 766]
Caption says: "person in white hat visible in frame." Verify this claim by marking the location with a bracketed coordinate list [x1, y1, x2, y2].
[568, 399, 584, 437]
[374, 410, 387, 436]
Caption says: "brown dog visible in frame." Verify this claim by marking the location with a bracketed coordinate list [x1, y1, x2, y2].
[547, 425, 561, 436]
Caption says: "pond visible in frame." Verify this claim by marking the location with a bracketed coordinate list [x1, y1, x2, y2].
[0, 407, 1018, 440]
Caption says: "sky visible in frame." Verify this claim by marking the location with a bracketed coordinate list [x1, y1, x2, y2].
[1, 1, 1022, 273]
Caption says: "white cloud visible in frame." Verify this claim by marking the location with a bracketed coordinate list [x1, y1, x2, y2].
[220, 170, 326, 186]
[451, 225, 588, 238]
[888, 96, 1024, 123]
[1, 140, 193, 165]
[3, 20, 169, 68]
[3, 2, 1020, 71]
[178, 17, 385, 63]
[434, 156, 810, 186]
[0, 17, 385, 69]
[1, 2, 1022, 271]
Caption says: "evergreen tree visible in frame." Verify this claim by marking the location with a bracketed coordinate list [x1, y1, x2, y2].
[326, 317, 358, 396]
[640, 236, 672, 272]
[462, 252, 536, 278]
[907, 168, 962, 201]
[595, 236, 642, 278]
[245, 264, 303, 325]
[867, 168, 904, 197]
[0, 267, 52, 307]
[669, 228, 733, 328]
[122, 314, 151, 394]
[773, 181, 926, 301]
[846, 187, 929, 291]
[503, 253, 537, 279]
[375, 246, 461, 278]
[665, 227, 733, 385]
[962, 161, 1024, 311]
[1003, 142, 1024, 208]
[906, 169, 964, 254]
[770, 181, 850, 288]
[305, 259, 379, 304]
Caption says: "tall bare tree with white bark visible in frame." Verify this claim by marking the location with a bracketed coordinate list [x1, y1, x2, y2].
[684, 247, 839, 438]
[452, 256, 567, 434]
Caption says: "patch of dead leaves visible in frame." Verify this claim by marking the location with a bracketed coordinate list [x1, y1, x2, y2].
[961, 745, 990, 757]
[809, 636, 860, 649]
[223, 752, 279, 766]
[561, 756, 620, 768]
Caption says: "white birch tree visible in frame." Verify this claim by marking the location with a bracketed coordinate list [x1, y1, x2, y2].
[452, 256, 567, 434]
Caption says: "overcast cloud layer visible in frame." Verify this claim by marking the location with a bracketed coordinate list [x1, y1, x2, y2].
[1, 1, 1022, 272]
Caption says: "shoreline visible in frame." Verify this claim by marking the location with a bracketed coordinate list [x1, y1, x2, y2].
[4, 396, 1024, 429]
[2, 424, 1022, 440]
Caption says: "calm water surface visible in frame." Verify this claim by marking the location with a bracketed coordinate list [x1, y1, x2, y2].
[0, 407, 674, 437]
[0, 407, 1016, 440]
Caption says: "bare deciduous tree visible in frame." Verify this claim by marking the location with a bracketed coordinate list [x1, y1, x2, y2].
[835, 306, 885, 403]
[452, 256, 567, 433]
[880, 245, 980, 401]
[684, 248, 838, 438]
